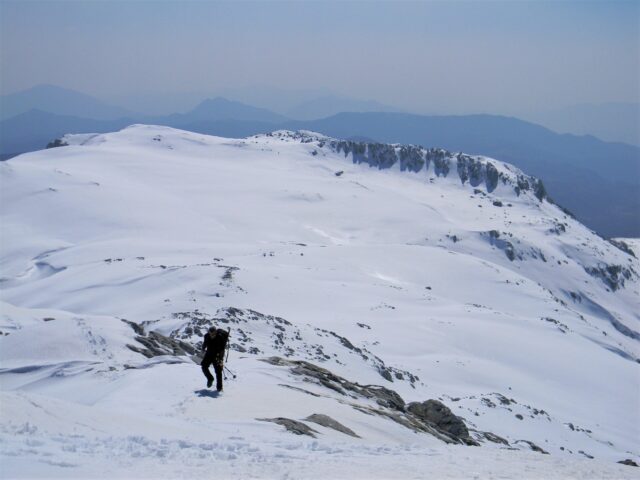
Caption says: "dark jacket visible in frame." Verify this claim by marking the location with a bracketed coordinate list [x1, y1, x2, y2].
[202, 330, 228, 364]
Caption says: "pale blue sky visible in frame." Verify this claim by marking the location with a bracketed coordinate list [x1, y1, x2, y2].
[1, 0, 638, 114]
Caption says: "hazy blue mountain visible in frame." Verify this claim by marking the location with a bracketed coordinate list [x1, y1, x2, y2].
[156, 97, 289, 125]
[286, 95, 400, 120]
[524, 102, 640, 146]
[105, 91, 208, 116]
[215, 85, 335, 114]
[286, 113, 638, 183]
[284, 112, 640, 238]
[0, 85, 132, 121]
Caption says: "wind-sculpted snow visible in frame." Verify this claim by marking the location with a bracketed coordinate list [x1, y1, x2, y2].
[0, 125, 638, 477]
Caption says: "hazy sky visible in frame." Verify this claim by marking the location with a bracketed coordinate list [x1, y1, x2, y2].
[1, 0, 638, 115]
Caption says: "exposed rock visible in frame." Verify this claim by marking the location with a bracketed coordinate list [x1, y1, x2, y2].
[584, 263, 637, 291]
[365, 385, 405, 411]
[406, 400, 476, 445]
[542, 317, 569, 334]
[485, 230, 516, 261]
[264, 356, 484, 446]
[609, 239, 636, 258]
[257, 417, 318, 437]
[515, 439, 549, 454]
[327, 137, 545, 201]
[262, 356, 405, 411]
[578, 450, 594, 459]
[305, 413, 360, 438]
[349, 403, 457, 444]
[124, 320, 197, 360]
[278, 384, 322, 397]
[121, 318, 144, 335]
[474, 431, 510, 445]
[456, 153, 500, 192]
[172, 307, 418, 386]
[618, 459, 639, 467]
[46, 138, 68, 149]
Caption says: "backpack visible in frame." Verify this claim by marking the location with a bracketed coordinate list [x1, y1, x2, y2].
[216, 328, 229, 348]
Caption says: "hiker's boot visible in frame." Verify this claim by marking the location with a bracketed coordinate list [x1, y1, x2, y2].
[207, 378, 213, 388]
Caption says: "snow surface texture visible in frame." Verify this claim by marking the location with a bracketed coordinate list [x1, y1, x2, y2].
[1, 125, 638, 479]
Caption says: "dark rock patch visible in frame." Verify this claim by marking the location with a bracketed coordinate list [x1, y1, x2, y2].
[584, 263, 637, 291]
[515, 439, 549, 454]
[278, 384, 322, 397]
[407, 400, 477, 445]
[609, 239, 636, 258]
[124, 320, 197, 360]
[46, 138, 69, 149]
[578, 450, 594, 459]
[485, 230, 517, 262]
[263, 356, 486, 446]
[262, 356, 405, 411]
[257, 417, 318, 437]
[474, 431, 509, 445]
[305, 413, 360, 438]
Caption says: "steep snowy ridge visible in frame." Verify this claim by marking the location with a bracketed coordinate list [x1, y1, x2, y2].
[266, 130, 547, 201]
[0, 125, 638, 478]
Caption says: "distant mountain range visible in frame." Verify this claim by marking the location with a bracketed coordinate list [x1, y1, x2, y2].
[285, 96, 399, 120]
[0, 84, 133, 121]
[524, 102, 640, 147]
[0, 86, 638, 238]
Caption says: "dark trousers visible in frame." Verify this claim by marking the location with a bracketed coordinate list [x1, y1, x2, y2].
[201, 353, 223, 391]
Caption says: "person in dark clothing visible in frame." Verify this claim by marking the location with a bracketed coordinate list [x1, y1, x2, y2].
[201, 326, 228, 391]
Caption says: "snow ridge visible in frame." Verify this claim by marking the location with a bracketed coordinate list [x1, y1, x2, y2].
[261, 130, 548, 202]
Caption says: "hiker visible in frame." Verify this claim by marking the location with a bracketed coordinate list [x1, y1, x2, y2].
[201, 326, 228, 391]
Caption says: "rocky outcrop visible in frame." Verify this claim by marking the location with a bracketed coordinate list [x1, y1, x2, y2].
[406, 400, 474, 445]
[609, 239, 637, 258]
[171, 307, 418, 385]
[474, 431, 510, 445]
[485, 230, 516, 261]
[325, 136, 548, 201]
[305, 414, 360, 438]
[263, 356, 404, 411]
[46, 138, 69, 149]
[264, 356, 481, 446]
[457, 153, 500, 192]
[515, 439, 549, 454]
[584, 263, 637, 291]
[257, 417, 318, 437]
[123, 319, 197, 359]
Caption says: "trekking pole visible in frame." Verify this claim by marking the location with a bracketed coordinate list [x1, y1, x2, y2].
[224, 365, 237, 379]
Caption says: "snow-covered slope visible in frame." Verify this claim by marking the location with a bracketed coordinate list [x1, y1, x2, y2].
[1, 125, 638, 478]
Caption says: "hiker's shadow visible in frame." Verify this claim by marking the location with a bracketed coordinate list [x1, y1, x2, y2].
[195, 389, 221, 398]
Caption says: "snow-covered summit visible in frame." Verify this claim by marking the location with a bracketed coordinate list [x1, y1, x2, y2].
[1, 125, 638, 478]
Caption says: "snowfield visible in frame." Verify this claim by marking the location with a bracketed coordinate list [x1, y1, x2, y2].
[0, 125, 638, 479]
